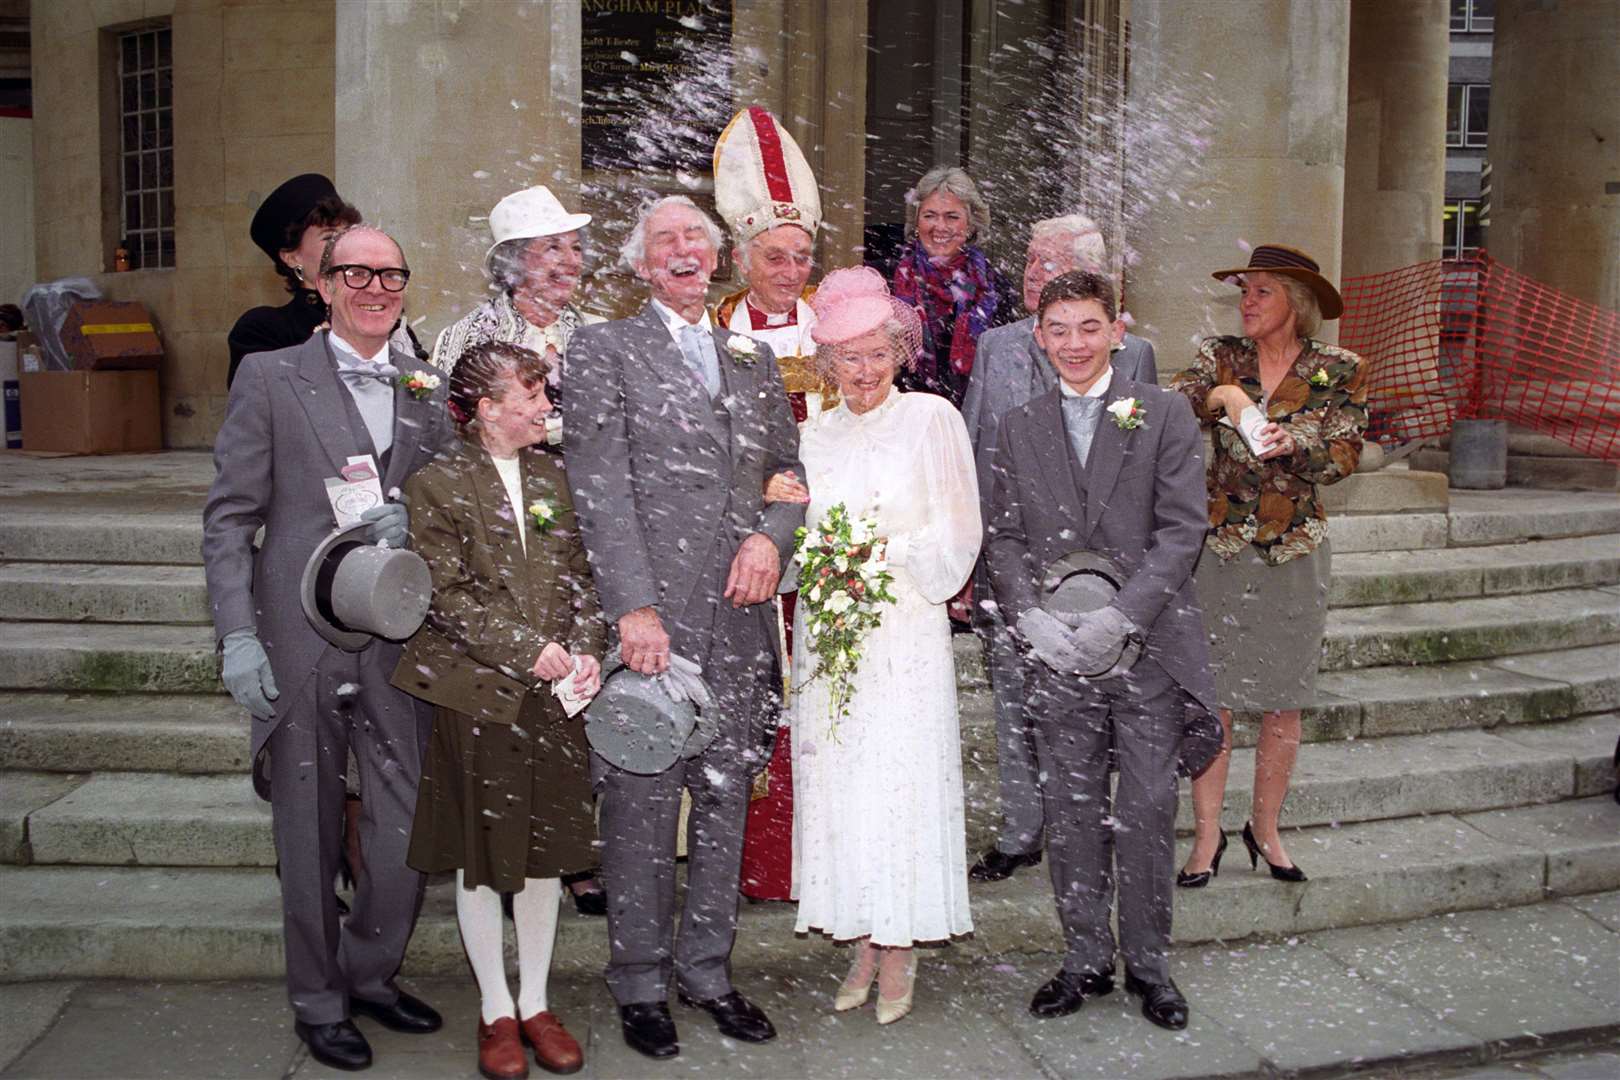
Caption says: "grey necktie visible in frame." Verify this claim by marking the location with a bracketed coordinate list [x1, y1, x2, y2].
[336, 361, 398, 456]
[1060, 394, 1103, 468]
[678, 323, 722, 398]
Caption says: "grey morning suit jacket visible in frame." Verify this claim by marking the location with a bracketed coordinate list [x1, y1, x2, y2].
[564, 305, 806, 748]
[984, 377, 1216, 718]
[202, 331, 452, 797]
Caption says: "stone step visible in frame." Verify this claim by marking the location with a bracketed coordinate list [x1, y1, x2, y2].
[0, 622, 221, 694]
[0, 563, 211, 624]
[1411, 448, 1620, 493]
[0, 510, 204, 566]
[1321, 587, 1620, 670]
[9, 707, 1613, 871]
[0, 693, 248, 774]
[1329, 535, 1620, 607]
[1445, 489, 1620, 544]
[3, 797, 1615, 981]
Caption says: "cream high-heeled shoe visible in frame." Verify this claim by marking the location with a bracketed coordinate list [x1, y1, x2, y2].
[834, 945, 878, 1012]
[875, 951, 916, 1025]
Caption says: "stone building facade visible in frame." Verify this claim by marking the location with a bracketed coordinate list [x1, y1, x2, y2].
[18, 0, 1618, 448]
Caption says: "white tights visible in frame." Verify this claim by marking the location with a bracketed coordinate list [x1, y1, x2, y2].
[454, 870, 562, 1025]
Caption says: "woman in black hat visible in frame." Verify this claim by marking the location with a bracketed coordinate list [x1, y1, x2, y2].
[1171, 244, 1368, 887]
[227, 173, 361, 386]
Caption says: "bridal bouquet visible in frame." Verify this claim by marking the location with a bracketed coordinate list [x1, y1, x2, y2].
[793, 503, 898, 736]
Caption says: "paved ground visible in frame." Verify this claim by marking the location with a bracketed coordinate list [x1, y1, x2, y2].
[3, 892, 1616, 1080]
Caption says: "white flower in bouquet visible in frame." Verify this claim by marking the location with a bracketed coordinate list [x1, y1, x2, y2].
[826, 590, 854, 615]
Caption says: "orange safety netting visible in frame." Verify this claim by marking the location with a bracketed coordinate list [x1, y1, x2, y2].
[1337, 251, 1620, 462]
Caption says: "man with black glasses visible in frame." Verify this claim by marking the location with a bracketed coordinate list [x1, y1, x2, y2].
[203, 225, 452, 1072]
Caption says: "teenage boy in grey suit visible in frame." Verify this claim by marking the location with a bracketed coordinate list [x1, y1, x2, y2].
[986, 270, 1215, 1031]
[203, 226, 451, 1071]
[564, 195, 806, 1060]
[960, 215, 1157, 883]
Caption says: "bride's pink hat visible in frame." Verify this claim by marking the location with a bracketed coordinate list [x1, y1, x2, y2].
[809, 266, 922, 359]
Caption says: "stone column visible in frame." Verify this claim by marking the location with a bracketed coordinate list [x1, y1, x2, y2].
[1341, 0, 1450, 278]
[1486, 0, 1619, 313]
[334, 0, 582, 341]
[1126, 1, 1350, 361]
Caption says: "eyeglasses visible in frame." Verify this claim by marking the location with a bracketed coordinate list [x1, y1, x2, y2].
[327, 264, 411, 292]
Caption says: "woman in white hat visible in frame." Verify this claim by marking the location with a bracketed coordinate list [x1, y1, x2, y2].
[431, 185, 603, 431]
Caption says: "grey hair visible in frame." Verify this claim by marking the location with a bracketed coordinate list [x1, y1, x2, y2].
[904, 166, 991, 243]
[1031, 214, 1108, 273]
[1273, 275, 1323, 338]
[487, 234, 587, 293]
[319, 224, 405, 277]
[620, 195, 723, 269]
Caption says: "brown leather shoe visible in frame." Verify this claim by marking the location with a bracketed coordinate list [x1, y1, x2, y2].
[478, 1017, 528, 1080]
[521, 1011, 583, 1075]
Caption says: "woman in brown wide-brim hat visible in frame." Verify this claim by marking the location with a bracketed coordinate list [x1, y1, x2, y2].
[1170, 243, 1368, 887]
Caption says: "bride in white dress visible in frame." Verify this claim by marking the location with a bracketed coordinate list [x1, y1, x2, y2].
[782, 267, 982, 1025]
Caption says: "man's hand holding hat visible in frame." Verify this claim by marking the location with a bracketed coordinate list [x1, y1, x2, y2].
[360, 502, 408, 547]
[1019, 606, 1137, 677]
[221, 629, 279, 719]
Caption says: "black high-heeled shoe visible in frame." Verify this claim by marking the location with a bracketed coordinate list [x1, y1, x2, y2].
[1242, 822, 1307, 882]
[1176, 830, 1228, 888]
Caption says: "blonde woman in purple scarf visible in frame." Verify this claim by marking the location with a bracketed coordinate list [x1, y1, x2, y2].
[890, 166, 1019, 408]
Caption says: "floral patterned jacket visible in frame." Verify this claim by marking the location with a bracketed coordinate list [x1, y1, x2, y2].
[1171, 336, 1368, 565]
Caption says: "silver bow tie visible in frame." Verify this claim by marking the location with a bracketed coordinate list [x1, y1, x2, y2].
[340, 362, 400, 385]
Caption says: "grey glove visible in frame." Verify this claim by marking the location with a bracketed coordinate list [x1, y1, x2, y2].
[220, 629, 279, 719]
[1018, 608, 1087, 674]
[659, 652, 715, 713]
[1066, 606, 1136, 675]
[360, 501, 408, 547]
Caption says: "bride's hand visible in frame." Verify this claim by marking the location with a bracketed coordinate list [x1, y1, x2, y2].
[763, 469, 810, 504]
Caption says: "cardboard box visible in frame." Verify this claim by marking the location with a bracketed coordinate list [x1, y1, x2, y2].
[19, 369, 162, 453]
[60, 300, 164, 370]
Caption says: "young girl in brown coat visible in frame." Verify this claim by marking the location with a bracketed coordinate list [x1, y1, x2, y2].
[393, 341, 603, 1078]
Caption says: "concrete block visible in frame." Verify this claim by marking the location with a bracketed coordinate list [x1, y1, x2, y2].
[0, 773, 86, 864]
[1461, 797, 1620, 896]
[0, 512, 204, 566]
[0, 623, 221, 693]
[1321, 659, 1578, 737]
[0, 564, 210, 624]
[1319, 468, 1449, 514]
[1507, 456, 1620, 492]
[0, 693, 248, 774]
[1323, 588, 1620, 671]
[1491, 643, 1620, 717]
[1310, 901, 1620, 1046]
[26, 773, 273, 868]
[1493, 715, 1620, 798]
[1328, 511, 1448, 553]
[1178, 938, 1478, 1071]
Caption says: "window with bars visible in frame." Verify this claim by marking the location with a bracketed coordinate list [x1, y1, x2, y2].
[117, 25, 174, 270]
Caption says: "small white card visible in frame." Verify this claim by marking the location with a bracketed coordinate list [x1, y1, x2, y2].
[552, 656, 593, 718]
[324, 455, 385, 527]
[1234, 405, 1279, 458]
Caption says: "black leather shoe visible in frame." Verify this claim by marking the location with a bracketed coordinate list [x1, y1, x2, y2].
[350, 990, 443, 1034]
[1028, 968, 1115, 1018]
[295, 1019, 372, 1072]
[676, 989, 777, 1043]
[968, 847, 1043, 882]
[1124, 970, 1189, 1030]
[620, 1002, 679, 1059]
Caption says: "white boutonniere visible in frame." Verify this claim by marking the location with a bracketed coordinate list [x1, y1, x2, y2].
[1107, 397, 1146, 430]
[725, 334, 760, 364]
[399, 371, 440, 400]
[1308, 367, 1330, 388]
[528, 500, 557, 534]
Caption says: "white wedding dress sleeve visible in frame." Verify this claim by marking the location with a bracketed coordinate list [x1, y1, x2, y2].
[790, 391, 979, 946]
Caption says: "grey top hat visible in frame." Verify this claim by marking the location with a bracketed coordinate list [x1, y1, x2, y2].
[300, 521, 434, 651]
[584, 653, 719, 775]
[1039, 550, 1143, 680]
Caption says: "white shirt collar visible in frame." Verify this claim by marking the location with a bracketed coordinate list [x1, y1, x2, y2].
[650, 298, 712, 345]
[1059, 364, 1112, 399]
[329, 331, 390, 369]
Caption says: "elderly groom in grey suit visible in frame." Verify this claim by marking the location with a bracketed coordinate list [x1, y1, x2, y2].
[565, 195, 806, 1061]
[960, 214, 1158, 883]
[203, 225, 451, 1072]
[986, 270, 1215, 1031]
